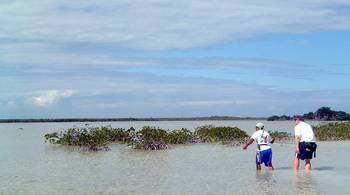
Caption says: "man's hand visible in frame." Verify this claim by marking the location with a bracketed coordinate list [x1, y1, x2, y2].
[295, 147, 300, 154]
[243, 138, 253, 150]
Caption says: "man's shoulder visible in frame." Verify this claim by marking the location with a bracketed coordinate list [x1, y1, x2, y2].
[251, 130, 262, 138]
[300, 121, 312, 129]
[295, 122, 308, 129]
[295, 122, 303, 128]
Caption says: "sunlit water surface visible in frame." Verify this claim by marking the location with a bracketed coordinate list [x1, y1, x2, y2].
[0, 120, 349, 194]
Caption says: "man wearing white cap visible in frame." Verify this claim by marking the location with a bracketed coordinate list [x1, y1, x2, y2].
[243, 122, 275, 170]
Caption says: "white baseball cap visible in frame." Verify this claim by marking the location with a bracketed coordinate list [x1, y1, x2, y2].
[255, 122, 264, 129]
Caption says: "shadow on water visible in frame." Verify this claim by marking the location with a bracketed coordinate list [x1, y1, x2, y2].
[274, 166, 293, 170]
[313, 166, 334, 171]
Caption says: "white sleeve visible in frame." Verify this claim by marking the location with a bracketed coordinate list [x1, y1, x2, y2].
[251, 131, 258, 141]
[294, 126, 301, 137]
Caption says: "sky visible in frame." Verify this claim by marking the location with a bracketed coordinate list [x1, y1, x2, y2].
[1, 0, 350, 118]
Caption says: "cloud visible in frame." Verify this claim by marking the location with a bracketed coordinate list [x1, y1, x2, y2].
[3, 53, 346, 91]
[6, 101, 16, 106]
[0, 40, 293, 68]
[1, 68, 350, 118]
[1, 0, 350, 50]
[31, 90, 74, 107]
[1, 1, 349, 118]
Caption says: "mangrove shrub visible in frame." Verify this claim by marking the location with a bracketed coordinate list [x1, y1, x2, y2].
[194, 125, 248, 143]
[315, 122, 350, 141]
[45, 125, 249, 151]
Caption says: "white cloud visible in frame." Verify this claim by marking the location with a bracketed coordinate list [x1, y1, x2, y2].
[0, 43, 295, 68]
[7, 101, 16, 106]
[31, 90, 74, 107]
[1, 0, 350, 50]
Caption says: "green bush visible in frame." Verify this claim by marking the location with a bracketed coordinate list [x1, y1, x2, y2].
[315, 122, 350, 141]
[167, 128, 194, 144]
[45, 125, 248, 151]
[194, 125, 248, 143]
[135, 126, 168, 150]
[44, 126, 128, 151]
[268, 131, 291, 141]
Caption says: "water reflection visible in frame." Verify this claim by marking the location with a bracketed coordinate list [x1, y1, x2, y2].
[254, 171, 275, 194]
[293, 171, 318, 194]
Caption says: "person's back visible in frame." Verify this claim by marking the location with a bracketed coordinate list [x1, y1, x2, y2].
[251, 130, 272, 151]
[295, 121, 316, 142]
[293, 117, 317, 171]
[243, 122, 274, 170]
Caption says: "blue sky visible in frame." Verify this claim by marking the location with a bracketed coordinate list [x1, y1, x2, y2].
[1, 0, 350, 118]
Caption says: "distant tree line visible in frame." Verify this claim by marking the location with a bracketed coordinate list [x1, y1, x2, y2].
[0, 116, 264, 123]
[267, 107, 350, 121]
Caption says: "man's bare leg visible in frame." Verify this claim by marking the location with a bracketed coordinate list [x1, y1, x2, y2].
[294, 157, 300, 170]
[256, 164, 261, 170]
[268, 165, 274, 171]
[305, 159, 311, 171]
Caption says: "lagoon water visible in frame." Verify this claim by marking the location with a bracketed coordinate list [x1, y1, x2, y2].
[0, 120, 349, 195]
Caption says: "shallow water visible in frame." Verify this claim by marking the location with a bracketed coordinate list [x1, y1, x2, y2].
[0, 120, 348, 195]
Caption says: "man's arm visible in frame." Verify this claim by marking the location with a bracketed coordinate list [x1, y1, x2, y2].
[270, 137, 275, 144]
[243, 138, 254, 150]
[295, 136, 301, 153]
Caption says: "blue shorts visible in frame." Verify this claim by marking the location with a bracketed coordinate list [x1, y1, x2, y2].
[256, 148, 272, 166]
[297, 142, 317, 160]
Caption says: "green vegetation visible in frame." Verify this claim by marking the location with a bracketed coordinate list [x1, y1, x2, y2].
[44, 125, 248, 151]
[194, 125, 249, 144]
[268, 131, 292, 141]
[0, 116, 264, 123]
[130, 126, 168, 150]
[314, 107, 350, 121]
[315, 122, 350, 141]
[267, 106, 350, 121]
[43, 122, 350, 151]
[267, 115, 291, 121]
[167, 128, 194, 144]
[44, 126, 130, 151]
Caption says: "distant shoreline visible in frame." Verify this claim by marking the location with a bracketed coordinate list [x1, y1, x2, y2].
[0, 117, 267, 123]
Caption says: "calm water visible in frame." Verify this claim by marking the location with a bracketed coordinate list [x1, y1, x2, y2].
[0, 120, 349, 195]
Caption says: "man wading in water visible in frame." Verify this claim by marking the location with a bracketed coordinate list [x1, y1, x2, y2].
[243, 122, 275, 170]
[293, 116, 317, 171]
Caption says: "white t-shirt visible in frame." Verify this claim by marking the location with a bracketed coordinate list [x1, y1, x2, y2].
[251, 130, 272, 151]
[294, 121, 316, 142]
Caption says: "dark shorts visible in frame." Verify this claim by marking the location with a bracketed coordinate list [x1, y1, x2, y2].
[256, 148, 272, 166]
[297, 142, 317, 160]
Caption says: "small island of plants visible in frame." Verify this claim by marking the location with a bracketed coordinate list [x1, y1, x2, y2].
[44, 122, 350, 151]
[315, 122, 350, 141]
[44, 125, 249, 151]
